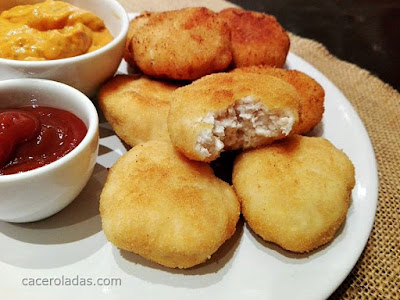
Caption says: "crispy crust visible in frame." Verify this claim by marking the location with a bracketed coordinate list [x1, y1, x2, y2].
[98, 74, 181, 146]
[125, 7, 232, 80]
[232, 135, 355, 253]
[167, 72, 301, 162]
[219, 8, 290, 68]
[232, 65, 325, 134]
[100, 140, 240, 269]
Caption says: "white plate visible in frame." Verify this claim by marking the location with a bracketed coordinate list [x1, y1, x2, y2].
[0, 52, 378, 299]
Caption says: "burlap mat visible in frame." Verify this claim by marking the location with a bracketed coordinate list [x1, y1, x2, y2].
[118, 1, 400, 298]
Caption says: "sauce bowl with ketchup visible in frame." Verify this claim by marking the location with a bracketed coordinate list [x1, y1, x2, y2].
[0, 78, 99, 223]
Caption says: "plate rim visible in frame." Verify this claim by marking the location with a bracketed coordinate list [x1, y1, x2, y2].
[0, 17, 379, 298]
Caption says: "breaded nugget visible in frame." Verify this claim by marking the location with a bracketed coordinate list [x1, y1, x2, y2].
[168, 72, 301, 162]
[123, 12, 150, 68]
[124, 8, 232, 80]
[232, 65, 325, 134]
[219, 8, 290, 68]
[100, 140, 240, 269]
[232, 135, 355, 253]
[98, 74, 181, 146]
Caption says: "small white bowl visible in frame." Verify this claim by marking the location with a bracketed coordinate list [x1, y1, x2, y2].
[0, 79, 99, 223]
[0, 0, 129, 97]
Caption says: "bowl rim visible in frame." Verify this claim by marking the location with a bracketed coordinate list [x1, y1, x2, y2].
[0, 78, 99, 182]
[0, 0, 129, 66]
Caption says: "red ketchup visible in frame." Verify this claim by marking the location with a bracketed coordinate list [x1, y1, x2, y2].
[0, 106, 87, 175]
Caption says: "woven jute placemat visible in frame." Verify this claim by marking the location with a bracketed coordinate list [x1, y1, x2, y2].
[118, 1, 400, 298]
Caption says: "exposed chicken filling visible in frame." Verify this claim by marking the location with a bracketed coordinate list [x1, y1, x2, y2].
[195, 96, 295, 159]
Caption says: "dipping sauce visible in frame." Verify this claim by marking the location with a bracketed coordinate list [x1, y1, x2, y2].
[0, 106, 87, 175]
[0, 0, 113, 61]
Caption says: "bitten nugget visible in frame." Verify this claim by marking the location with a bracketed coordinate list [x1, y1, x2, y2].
[124, 8, 232, 80]
[100, 140, 240, 269]
[233, 66, 325, 134]
[219, 8, 290, 68]
[232, 135, 355, 253]
[168, 72, 301, 162]
[98, 74, 181, 146]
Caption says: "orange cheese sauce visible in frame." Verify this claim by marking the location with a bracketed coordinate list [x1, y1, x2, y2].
[0, 0, 113, 61]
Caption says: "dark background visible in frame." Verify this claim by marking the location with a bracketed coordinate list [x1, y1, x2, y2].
[229, 0, 400, 92]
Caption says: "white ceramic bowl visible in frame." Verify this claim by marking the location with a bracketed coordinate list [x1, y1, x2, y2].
[0, 0, 129, 97]
[0, 79, 99, 223]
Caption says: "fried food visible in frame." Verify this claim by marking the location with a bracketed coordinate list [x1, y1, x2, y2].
[219, 8, 290, 68]
[232, 65, 325, 134]
[168, 72, 301, 162]
[98, 74, 182, 146]
[100, 140, 240, 269]
[232, 135, 355, 253]
[124, 7, 232, 80]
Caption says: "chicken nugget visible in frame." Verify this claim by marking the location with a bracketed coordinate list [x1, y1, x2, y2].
[232, 135, 355, 253]
[125, 8, 232, 80]
[100, 140, 240, 269]
[98, 74, 182, 146]
[168, 72, 301, 162]
[232, 65, 325, 134]
[219, 8, 290, 68]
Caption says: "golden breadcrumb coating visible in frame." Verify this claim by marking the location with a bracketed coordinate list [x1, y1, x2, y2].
[100, 140, 240, 269]
[98, 74, 182, 146]
[219, 8, 290, 68]
[125, 7, 232, 80]
[232, 135, 355, 253]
